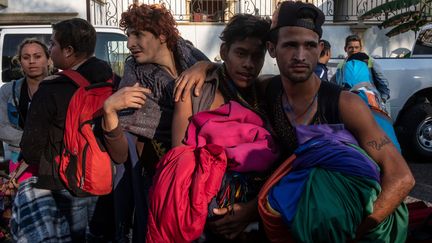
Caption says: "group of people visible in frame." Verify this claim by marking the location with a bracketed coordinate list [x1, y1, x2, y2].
[315, 33, 400, 151]
[0, 1, 415, 242]
[314, 34, 390, 104]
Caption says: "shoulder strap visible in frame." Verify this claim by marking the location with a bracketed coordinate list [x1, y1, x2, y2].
[367, 58, 374, 68]
[337, 60, 345, 69]
[12, 80, 19, 108]
[59, 70, 90, 87]
[318, 81, 343, 124]
[12, 80, 26, 126]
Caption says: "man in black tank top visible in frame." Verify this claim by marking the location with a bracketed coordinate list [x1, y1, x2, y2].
[265, 1, 414, 240]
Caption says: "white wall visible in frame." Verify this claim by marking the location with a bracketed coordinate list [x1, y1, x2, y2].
[178, 24, 224, 63]
[178, 23, 416, 75]
[364, 26, 415, 58]
[322, 25, 416, 58]
[0, 0, 87, 18]
[321, 25, 352, 58]
[0, 0, 416, 75]
[178, 24, 279, 75]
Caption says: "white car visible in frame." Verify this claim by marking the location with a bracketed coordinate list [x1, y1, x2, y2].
[329, 24, 432, 160]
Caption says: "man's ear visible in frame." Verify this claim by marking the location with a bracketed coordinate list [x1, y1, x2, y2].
[159, 34, 167, 44]
[220, 43, 228, 61]
[318, 40, 324, 58]
[267, 41, 276, 58]
[63, 46, 74, 58]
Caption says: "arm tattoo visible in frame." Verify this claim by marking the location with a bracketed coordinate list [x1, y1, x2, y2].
[366, 136, 391, 151]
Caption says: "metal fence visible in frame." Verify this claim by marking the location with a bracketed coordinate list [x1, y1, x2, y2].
[89, 0, 418, 26]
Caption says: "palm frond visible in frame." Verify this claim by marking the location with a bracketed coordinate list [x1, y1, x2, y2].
[360, 0, 421, 20]
[386, 19, 429, 37]
[379, 11, 420, 28]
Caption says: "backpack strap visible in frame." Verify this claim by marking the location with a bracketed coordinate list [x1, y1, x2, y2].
[367, 58, 374, 68]
[59, 70, 90, 88]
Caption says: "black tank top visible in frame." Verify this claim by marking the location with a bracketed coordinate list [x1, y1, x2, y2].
[265, 76, 342, 159]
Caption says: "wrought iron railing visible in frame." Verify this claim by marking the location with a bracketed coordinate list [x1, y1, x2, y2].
[89, 0, 419, 26]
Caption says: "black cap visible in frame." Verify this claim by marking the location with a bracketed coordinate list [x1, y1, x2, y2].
[270, 1, 325, 38]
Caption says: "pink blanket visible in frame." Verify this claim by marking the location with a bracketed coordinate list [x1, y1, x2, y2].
[184, 101, 278, 172]
[147, 101, 278, 242]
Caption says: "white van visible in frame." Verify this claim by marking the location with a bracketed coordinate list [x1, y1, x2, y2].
[0, 25, 129, 161]
[0, 25, 129, 86]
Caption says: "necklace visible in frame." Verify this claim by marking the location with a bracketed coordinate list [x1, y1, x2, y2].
[27, 85, 34, 100]
[283, 92, 318, 126]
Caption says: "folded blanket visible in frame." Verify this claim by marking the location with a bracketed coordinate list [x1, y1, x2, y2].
[184, 100, 278, 172]
[147, 144, 227, 243]
[259, 124, 408, 243]
[147, 101, 279, 242]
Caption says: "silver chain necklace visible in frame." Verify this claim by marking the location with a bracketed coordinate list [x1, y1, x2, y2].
[282, 93, 318, 126]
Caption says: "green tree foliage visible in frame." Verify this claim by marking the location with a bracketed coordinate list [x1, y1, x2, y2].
[360, 0, 432, 37]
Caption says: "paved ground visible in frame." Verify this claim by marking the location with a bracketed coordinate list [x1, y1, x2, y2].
[408, 162, 432, 203]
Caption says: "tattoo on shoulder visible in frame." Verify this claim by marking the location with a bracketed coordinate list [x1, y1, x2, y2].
[366, 136, 391, 151]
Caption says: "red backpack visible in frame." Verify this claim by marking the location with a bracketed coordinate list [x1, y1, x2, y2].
[58, 70, 114, 196]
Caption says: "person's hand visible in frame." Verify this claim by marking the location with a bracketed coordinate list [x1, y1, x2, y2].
[207, 199, 258, 240]
[0, 178, 18, 196]
[347, 214, 380, 242]
[102, 83, 151, 131]
[103, 83, 151, 114]
[174, 61, 214, 102]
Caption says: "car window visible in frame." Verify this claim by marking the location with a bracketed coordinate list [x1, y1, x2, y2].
[412, 28, 432, 56]
[1, 34, 51, 84]
[1, 31, 128, 83]
[95, 32, 129, 77]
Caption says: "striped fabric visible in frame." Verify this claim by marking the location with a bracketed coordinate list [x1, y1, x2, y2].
[10, 177, 71, 243]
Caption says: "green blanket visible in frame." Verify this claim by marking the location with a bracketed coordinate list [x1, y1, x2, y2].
[292, 168, 408, 243]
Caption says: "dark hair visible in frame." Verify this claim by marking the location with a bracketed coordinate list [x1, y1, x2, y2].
[319, 39, 331, 57]
[269, 7, 318, 44]
[345, 34, 362, 48]
[120, 3, 179, 50]
[52, 18, 96, 57]
[268, 28, 280, 44]
[220, 14, 270, 50]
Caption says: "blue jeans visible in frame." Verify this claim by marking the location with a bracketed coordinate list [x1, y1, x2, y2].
[52, 189, 98, 242]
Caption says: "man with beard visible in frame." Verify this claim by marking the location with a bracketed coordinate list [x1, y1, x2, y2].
[263, 1, 414, 240]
